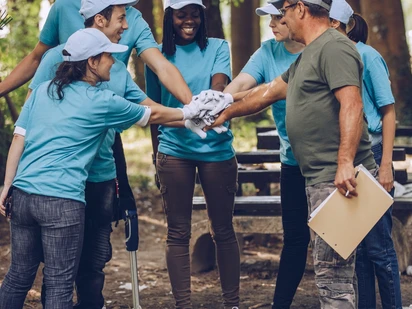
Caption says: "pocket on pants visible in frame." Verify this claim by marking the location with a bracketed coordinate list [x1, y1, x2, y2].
[159, 185, 168, 214]
[315, 234, 355, 267]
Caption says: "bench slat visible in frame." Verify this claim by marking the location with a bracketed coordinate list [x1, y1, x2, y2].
[236, 150, 280, 164]
[193, 195, 410, 215]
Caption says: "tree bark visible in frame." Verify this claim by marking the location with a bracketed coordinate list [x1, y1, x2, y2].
[346, 0, 360, 13]
[360, 0, 412, 124]
[203, 0, 225, 39]
[230, 0, 261, 77]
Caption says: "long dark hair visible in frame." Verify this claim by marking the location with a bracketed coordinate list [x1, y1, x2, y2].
[162, 6, 208, 57]
[48, 50, 103, 100]
[348, 13, 368, 43]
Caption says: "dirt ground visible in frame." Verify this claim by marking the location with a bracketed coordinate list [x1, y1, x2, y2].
[0, 189, 412, 309]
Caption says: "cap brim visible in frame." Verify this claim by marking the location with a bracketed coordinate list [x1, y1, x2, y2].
[170, 1, 206, 9]
[256, 4, 281, 16]
[267, 0, 284, 9]
[105, 43, 129, 54]
[112, 0, 139, 7]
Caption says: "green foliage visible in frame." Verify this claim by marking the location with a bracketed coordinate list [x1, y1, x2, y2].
[0, 0, 42, 182]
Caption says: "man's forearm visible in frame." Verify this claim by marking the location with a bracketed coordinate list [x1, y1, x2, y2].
[156, 63, 192, 105]
[221, 77, 287, 122]
[0, 42, 51, 97]
[337, 95, 364, 165]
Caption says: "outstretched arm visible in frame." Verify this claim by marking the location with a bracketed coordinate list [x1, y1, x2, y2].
[0, 42, 52, 97]
[140, 48, 192, 105]
[210, 76, 287, 127]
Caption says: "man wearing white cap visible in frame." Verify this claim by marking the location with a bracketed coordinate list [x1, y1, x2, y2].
[225, 2, 307, 308]
[209, 0, 377, 307]
[330, 1, 401, 308]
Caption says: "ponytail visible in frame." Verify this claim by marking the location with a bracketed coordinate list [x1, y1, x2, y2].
[48, 50, 103, 100]
[347, 13, 369, 44]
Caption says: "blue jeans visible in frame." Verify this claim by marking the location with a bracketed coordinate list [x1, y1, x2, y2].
[272, 164, 310, 309]
[356, 142, 402, 309]
[73, 179, 116, 309]
[0, 188, 85, 309]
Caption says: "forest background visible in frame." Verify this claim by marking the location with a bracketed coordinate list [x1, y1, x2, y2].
[0, 0, 412, 185]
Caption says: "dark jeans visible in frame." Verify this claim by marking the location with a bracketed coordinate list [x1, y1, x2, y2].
[272, 164, 310, 309]
[0, 188, 85, 309]
[74, 179, 116, 309]
[356, 142, 402, 309]
[156, 153, 240, 309]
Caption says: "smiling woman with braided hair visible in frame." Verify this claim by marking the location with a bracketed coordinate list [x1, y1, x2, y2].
[145, 1, 240, 308]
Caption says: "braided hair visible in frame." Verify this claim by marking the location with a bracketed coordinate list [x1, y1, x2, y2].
[162, 6, 208, 57]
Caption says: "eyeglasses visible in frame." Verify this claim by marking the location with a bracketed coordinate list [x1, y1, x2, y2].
[278, 3, 298, 17]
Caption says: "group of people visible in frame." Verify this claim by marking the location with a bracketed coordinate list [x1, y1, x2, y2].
[0, 0, 403, 308]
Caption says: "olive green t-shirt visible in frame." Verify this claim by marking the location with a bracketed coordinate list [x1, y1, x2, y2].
[281, 28, 375, 185]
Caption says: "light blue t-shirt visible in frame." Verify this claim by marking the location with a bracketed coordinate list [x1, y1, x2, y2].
[14, 81, 148, 203]
[356, 42, 395, 144]
[39, 0, 158, 65]
[241, 39, 301, 166]
[29, 44, 147, 182]
[145, 39, 234, 162]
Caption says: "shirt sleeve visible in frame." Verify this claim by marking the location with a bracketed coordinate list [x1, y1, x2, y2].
[39, 3, 59, 47]
[364, 57, 395, 109]
[15, 91, 36, 133]
[241, 45, 265, 85]
[124, 70, 147, 104]
[29, 48, 62, 90]
[105, 93, 151, 129]
[132, 10, 158, 56]
[145, 65, 162, 103]
[322, 41, 362, 91]
[211, 40, 232, 81]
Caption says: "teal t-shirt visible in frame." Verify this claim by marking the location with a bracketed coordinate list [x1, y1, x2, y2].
[39, 0, 158, 65]
[29, 44, 147, 182]
[241, 39, 300, 166]
[13, 81, 148, 203]
[145, 39, 234, 162]
[356, 42, 395, 137]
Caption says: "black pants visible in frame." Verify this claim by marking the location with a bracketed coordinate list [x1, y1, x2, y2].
[272, 164, 310, 309]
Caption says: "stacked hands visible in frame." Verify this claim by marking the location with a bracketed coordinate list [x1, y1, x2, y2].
[179, 89, 233, 139]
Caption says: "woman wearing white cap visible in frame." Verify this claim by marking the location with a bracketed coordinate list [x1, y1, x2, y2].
[0, 28, 203, 309]
[330, 1, 401, 308]
[145, 1, 240, 308]
[225, 1, 306, 308]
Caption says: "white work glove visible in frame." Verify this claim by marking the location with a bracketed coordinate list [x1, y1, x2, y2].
[193, 90, 233, 117]
[179, 98, 219, 120]
[185, 118, 228, 139]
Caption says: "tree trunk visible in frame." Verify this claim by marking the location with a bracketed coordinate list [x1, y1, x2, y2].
[132, 1, 156, 90]
[360, 0, 412, 124]
[346, 0, 360, 14]
[204, 0, 225, 39]
[230, 0, 261, 77]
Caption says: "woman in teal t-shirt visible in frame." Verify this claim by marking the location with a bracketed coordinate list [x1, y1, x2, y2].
[145, 1, 240, 308]
[0, 28, 198, 309]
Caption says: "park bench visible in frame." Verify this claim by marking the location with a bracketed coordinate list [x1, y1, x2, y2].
[189, 125, 412, 273]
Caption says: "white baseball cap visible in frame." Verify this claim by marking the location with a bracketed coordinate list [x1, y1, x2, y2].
[270, 0, 331, 11]
[329, 0, 354, 25]
[80, 0, 139, 20]
[63, 28, 128, 62]
[256, 4, 281, 16]
[267, 0, 284, 9]
[163, 0, 205, 11]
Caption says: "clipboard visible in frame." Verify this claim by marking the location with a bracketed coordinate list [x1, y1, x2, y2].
[307, 164, 393, 259]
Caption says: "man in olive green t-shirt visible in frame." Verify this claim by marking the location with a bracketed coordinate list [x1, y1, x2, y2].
[210, 0, 376, 307]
